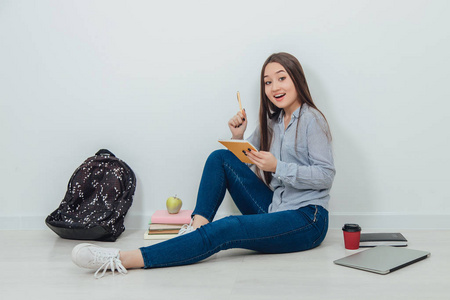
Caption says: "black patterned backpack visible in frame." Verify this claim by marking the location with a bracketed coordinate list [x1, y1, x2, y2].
[45, 149, 136, 241]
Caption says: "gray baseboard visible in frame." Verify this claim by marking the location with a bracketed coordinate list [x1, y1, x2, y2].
[1, 213, 449, 230]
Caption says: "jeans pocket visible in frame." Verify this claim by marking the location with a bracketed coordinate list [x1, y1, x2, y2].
[297, 205, 318, 223]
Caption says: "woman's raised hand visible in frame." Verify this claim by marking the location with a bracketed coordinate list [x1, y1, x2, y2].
[228, 109, 247, 140]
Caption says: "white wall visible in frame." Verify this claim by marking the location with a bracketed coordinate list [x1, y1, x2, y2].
[1, 0, 449, 230]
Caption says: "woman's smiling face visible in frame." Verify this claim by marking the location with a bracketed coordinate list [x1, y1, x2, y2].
[263, 62, 300, 115]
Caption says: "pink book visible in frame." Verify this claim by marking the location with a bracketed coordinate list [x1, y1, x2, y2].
[150, 210, 193, 224]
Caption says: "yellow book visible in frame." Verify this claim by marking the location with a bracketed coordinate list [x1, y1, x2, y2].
[149, 223, 183, 230]
[218, 140, 258, 164]
[144, 232, 178, 240]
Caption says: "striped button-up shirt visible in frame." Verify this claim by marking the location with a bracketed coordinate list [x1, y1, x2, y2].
[247, 104, 335, 213]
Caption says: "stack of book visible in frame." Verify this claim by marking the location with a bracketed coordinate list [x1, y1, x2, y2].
[144, 209, 193, 240]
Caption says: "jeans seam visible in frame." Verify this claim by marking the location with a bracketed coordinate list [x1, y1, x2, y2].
[312, 207, 328, 245]
[203, 162, 226, 221]
[312, 216, 327, 246]
[223, 161, 267, 214]
[206, 172, 225, 221]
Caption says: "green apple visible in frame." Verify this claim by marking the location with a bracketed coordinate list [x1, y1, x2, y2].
[166, 195, 182, 214]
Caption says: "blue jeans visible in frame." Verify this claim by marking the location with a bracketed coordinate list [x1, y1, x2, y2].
[140, 150, 328, 268]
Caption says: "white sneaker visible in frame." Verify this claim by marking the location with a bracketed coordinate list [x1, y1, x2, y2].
[177, 219, 196, 236]
[71, 243, 128, 279]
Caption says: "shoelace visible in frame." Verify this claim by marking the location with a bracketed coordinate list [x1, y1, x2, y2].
[178, 219, 195, 236]
[92, 249, 128, 279]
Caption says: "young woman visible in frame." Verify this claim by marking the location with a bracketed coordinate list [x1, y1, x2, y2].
[71, 52, 335, 279]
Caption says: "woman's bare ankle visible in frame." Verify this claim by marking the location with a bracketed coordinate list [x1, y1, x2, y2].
[192, 215, 209, 229]
[119, 249, 145, 269]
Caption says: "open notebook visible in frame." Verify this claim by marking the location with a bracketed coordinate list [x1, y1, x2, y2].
[218, 140, 257, 164]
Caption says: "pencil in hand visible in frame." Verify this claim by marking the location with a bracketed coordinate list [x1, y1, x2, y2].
[237, 91, 243, 113]
[236, 91, 245, 128]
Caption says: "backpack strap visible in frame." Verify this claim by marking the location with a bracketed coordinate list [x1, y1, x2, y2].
[95, 149, 116, 157]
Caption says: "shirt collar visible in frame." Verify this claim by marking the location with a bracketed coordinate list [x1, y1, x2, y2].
[276, 104, 305, 123]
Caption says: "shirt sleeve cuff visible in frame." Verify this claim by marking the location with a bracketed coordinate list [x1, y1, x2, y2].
[274, 161, 288, 181]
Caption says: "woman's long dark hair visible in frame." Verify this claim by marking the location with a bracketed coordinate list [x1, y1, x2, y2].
[258, 52, 331, 185]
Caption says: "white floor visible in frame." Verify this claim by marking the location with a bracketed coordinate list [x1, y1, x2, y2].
[1, 228, 448, 300]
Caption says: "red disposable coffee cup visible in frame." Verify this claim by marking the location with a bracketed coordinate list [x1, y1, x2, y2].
[342, 223, 361, 250]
